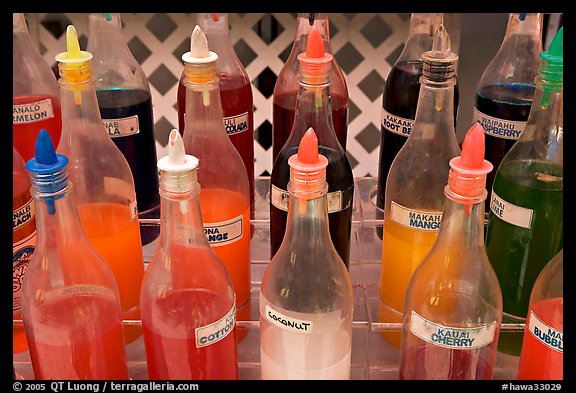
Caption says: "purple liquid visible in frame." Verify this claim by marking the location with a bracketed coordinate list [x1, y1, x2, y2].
[96, 88, 160, 244]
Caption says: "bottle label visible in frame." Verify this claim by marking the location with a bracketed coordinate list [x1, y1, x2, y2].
[103, 116, 140, 138]
[528, 310, 563, 353]
[223, 112, 249, 136]
[13, 197, 35, 235]
[410, 311, 497, 350]
[473, 108, 526, 140]
[381, 108, 414, 137]
[43, 285, 117, 303]
[203, 214, 244, 247]
[271, 185, 353, 213]
[195, 302, 236, 348]
[13, 98, 55, 124]
[390, 201, 442, 232]
[265, 304, 314, 334]
[489, 191, 533, 229]
[13, 232, 36, 313]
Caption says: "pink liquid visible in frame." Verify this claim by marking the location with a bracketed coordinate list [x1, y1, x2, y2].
[142, 288, 238, 380]
[400, 345, 494, 380]
[26, 293, 128, 380]
[517, 298, 563, 380]
[13, 95, 62, 162]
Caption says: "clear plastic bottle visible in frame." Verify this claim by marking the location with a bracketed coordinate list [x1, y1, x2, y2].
[13, 147, 37, 354]
[177, 13, 255, 222]
[399, 123, 502, 380]
[141, 129, 238, 380]
[22, 130, 128, 380]
[87, 13, 161, 245]
[375, 13, 459, 238]
[272, 13, 349, 161]
[55, 25, 145, 345]
[260, 128, 354, 380]
[180, 26, 251, 338]
[473, 13, 543, 213]
[378, 25, 461, 347]
[485, 27, 563, 357]
[517, 249, 563, 380]
[13, 13, 62, 161]
[270, 26, 354, 269]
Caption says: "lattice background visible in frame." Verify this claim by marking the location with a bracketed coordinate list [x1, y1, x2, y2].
[24, 13, 464, 177]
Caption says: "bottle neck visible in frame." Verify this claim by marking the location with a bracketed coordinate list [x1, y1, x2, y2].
[504, 13, 543, 43]
[285, 80, 342, 150]
[411, 75, 457, 139]
[293, 14, 334, 55]
[195, 13, 239, 71]
[182, 75, 227, 139]
[399, 13, 443, 62]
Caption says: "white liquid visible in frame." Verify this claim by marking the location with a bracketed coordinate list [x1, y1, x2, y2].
[259, 295, 352, 380]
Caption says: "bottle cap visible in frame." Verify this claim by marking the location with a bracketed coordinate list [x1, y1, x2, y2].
[447, 122, 493, 202]
[182, 25, 218, 84]
[157, 129, 199, 194]
[55, 25, 93, 82]
[297, 26, 332, 84]
[539, 27, 563, 85]
[288, 127, 328, 193]
[422, 25, 458, 81]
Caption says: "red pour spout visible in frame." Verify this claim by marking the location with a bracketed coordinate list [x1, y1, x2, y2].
[460, 122, 485, 170]
[306, 26, 325, 58]
[297, 127, 320, 165]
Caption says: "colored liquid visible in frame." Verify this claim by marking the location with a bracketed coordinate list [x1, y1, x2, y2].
[517, 298, 563, 380]
[13, 95, 62, 162]
[376, 61, 458, 239]
[260, 295, 351, 380]
[199, 188, 251, 328]
[485, 159, 563, 356]
[142, 288, 238, 380]
[399, 344, 494, 380]
[272, 93, 349, 162]
[178, 75, 255, 220]
[378, 215, 439, 347]
[96, 88, 160, 245]
[475, 83, 535, 212]
[270, 145, 353, 268]
[76, 203, 145, 344]
[26, 293, 128, 380]
[13, 172, 36, 354]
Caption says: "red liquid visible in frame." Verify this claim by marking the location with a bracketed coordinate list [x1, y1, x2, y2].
[13, 95, 62, 162]
[26, 293, 128, 380]
[272, 93, 348, 162]
[178, 74, 255, 218]
[517, 298, 563, 380]
[400, 344, 494, 380]
[142, 288, 238, 380]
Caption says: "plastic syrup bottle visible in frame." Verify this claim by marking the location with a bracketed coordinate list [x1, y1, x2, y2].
[55, 25, 145, 345]
[22, 130, 129, 380]
[13, 13, 62, 161]
[87, 13, 161, 245]
[378, 25, 461, 347]
[181, 26, 251, 339]
[270, 26, 354, 268]
[177, 13, 255, 222]
[474, 13, 543, 214]
[375, 13, 459, 238]
[141, 129, 238, 380]
[272, 13, 349, 162]
[399, 123, 502, 380]
[260, 128, 354, 380]
[485, 27, 563, 357]
[13, 147, 37, 354]
[517, 249, 563, 380]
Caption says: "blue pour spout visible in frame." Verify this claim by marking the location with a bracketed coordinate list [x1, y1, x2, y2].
[26, 129, 69, 215]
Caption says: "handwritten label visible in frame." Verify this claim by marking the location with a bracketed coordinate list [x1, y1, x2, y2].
[528, 311, 563, 353]
[390, 201, 442, 232]
[410, 311, 496, 350]
[203, 214, 243, 247]
[195, 302, 236, 348]
[270, 185, 351, 213]
[473, 109, 526, 140]
[13, 198, 35, 231]
[490, 191, 533, 229]
[265, 305, 313, 334]
[381, 108, 414, 136]
[103, 115, 140, 138]
[223, 112, 249, 136]
[13, 99, 55, 124]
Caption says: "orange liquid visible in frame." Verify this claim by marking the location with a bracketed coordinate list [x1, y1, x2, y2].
[76, 203, 144, 344]
[199, 188, 251, 339]
[379, 216, 439, 347]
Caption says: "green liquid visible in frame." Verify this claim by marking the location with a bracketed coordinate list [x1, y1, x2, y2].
[485, 159, 563, 356]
